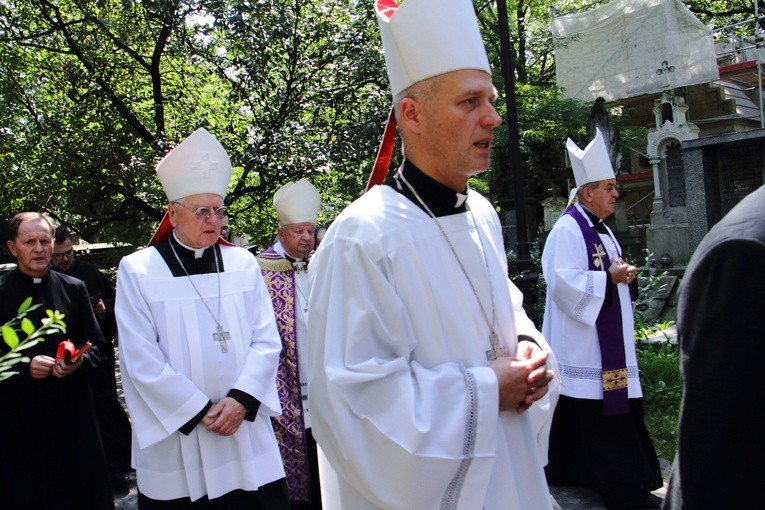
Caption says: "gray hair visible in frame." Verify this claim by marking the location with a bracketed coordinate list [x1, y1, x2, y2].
[576, 181, 602, 199]
[8, 212, 55, 241]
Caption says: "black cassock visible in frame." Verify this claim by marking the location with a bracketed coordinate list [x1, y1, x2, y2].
[0, 268, 114, 510]
[53, 260, 132, 484]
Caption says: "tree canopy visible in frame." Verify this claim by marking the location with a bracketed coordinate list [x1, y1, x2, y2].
[1, 0, 389, 252]
[1, 0, 760, 256]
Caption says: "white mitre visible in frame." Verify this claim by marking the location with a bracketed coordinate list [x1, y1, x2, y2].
[566, 128, 615, 188]
[274, 179, 321, 226]
[375, 0, 491, 98]
[156, 128, 232, 201]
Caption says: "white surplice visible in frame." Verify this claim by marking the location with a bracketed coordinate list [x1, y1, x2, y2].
[115, 245, 285, 501]
[541, 203, 642, 400]
[307, 185, 559, 510]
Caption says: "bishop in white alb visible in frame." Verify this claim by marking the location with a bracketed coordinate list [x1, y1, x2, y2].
[307, 185, 558, 510]
[116, 244, 285, 501]
[541, 202, 642, 399]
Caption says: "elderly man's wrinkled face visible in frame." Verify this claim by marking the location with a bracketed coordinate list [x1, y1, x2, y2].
[7, 218, 54, 278]
[169, 193, 227, 249]
[278, 222, 315, 261]
[583, 179, 619, 219]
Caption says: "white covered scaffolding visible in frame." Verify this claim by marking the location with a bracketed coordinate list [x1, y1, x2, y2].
[552, 0, 720, 102]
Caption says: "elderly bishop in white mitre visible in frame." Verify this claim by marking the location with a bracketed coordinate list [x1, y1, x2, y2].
[540, 130, 661, 508]
[115, 128, 290, 508]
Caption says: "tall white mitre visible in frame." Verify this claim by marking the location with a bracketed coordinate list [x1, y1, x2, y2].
[156, 127, 233, 201]
[564, 128, 616, 207]
[148, 128, 233, 246]
[375, 0, 491, 97]
[566, 128, 615, 187]
[273, 179, 321, 226]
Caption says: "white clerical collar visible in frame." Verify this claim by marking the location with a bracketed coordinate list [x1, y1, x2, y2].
[274, 240, 308, 272]
[396, 160, 470, 217]
[455, 191, 468, 208]
[172, 232, 208, 259]
[33, 277, 42, 284]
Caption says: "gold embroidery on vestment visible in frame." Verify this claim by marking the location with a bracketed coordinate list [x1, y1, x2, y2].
[602, 368, 628, 391]
[591, 243, 607, 269]
[256, 257, 293, 272]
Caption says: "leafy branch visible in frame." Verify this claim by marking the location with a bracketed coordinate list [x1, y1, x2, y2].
[0, 297, 67, 381]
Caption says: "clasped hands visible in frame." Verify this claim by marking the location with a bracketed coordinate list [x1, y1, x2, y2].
[29, 354, 83, 379]
[202, 396, 247, 437]
[491, 340, 554, 414]
[609, 257, 637, 285]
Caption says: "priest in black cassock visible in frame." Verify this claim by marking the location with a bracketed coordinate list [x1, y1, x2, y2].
[115, 127, 289, 509]
[50, 226, 133, 491]
[0, 212, 114, 510]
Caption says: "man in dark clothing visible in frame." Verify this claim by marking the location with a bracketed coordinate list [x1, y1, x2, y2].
[51, 227, 133, 491]
[0, 212, 114, 509]
[663, 185, 765, 509]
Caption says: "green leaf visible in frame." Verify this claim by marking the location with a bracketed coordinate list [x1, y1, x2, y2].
[17, 297, 33, 315]
[20, 318, 35, 336]
[2, 326, 20, 349]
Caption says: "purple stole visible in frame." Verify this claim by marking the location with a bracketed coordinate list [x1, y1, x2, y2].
[256, 246, 311, 502]
[566, 207, 629, 416]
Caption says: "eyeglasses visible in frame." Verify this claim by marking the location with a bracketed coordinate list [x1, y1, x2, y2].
[52, 248, 74, 260]
[172, 202, 228, 221]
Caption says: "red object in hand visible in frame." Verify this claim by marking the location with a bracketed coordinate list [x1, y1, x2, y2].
[56, 340, 92, 364]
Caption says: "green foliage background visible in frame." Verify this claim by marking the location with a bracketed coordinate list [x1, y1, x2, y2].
[1, 0, 756, 257]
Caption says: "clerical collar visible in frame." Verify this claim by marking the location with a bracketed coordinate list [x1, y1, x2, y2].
[172, 232, 208, 259]
[156, 234, 222, 278]
[388, 160, 469, 217]
[580, 205, 609, 234]
[274, 240, 309, 273]
[16, 267, 49, 284]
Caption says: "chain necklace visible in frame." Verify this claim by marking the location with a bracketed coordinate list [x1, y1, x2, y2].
[169, 238, 230, 352]
[294, 268, 310, 313]
[283, 248, 309, 312]
[396, 170, 508, 361]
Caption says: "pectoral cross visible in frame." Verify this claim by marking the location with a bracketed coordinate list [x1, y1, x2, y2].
[592, 243, 607, 269]
[213, 324, 230, 353]
[485, 331, 509, 361]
